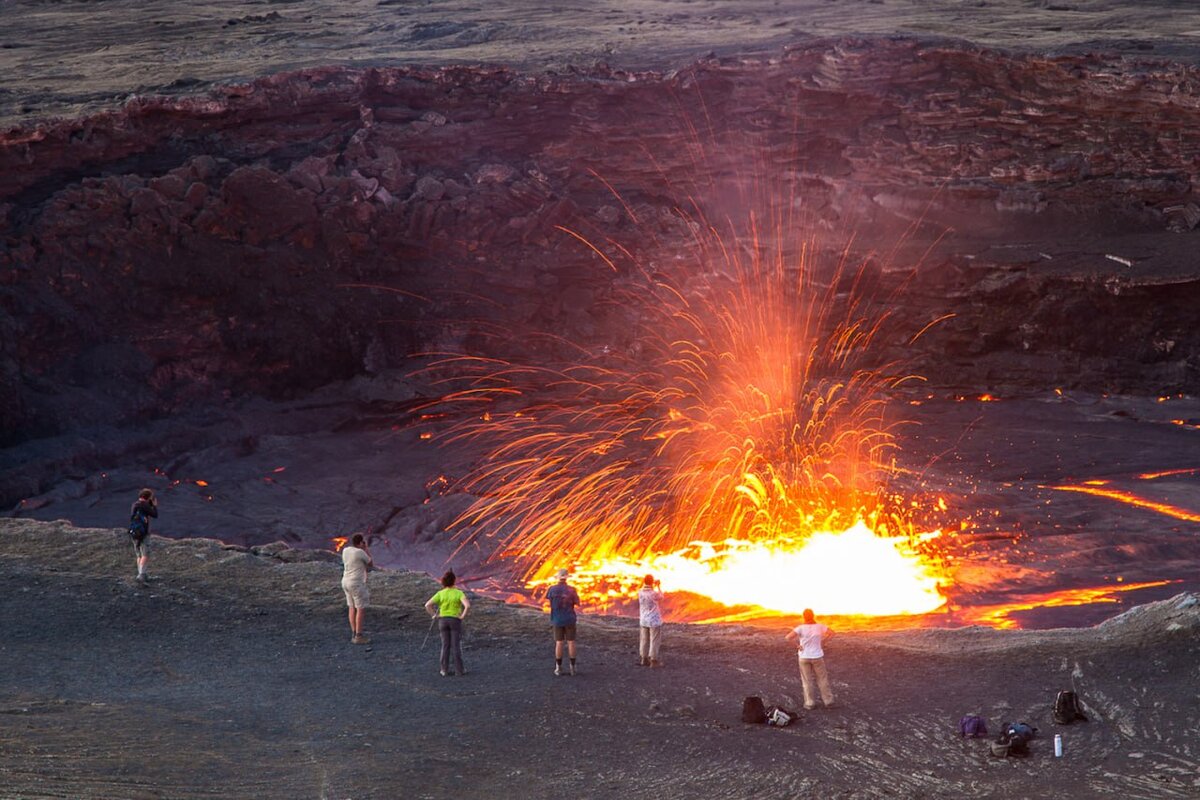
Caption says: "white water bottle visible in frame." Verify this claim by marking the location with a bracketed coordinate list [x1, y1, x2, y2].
[1054, 734, 1063, 757]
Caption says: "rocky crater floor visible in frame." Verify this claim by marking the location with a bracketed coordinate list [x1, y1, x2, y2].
[1, 519, 1198, 799]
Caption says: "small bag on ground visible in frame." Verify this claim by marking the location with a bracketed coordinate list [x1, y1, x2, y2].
[766, 706, 797, 727]
[1053, 690, 1088, 725]
[957, 714, 988, 738]
[742, 696, 767, 724]
[1000, 721, 1037, 756]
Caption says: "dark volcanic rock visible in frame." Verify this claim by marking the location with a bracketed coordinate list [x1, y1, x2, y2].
[1, 39, 1199, 444]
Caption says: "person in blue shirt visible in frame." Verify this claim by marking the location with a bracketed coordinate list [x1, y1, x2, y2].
[546, 567, 580, 676]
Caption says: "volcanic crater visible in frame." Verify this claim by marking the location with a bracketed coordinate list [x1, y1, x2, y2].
[4, 4, 1200, 798]
[4, 32, 1200, 626]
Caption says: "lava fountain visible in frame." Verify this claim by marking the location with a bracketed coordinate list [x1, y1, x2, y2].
[421, 201, 953, 621]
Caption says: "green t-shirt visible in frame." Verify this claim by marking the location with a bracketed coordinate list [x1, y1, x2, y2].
[429, 587, 466, 618]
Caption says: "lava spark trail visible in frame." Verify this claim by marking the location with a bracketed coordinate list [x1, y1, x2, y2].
[419, 208, 951, 618]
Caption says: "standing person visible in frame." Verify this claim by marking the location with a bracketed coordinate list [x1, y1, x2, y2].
[547, 567, 580, 676]
[341, 534, 373, 644]
[128, 488, 157, 582]
[637, 574, 664, 667]
[424, 571, 470, 677]
[784, 608, 835, 709]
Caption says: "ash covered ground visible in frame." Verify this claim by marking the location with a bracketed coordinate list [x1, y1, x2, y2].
[2, 519, 1199, 799]
[3, 1, 1200, 797]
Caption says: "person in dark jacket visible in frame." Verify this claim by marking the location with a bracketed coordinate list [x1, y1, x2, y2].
[547, 568, 580, 676]
[129, 488, 158, 582]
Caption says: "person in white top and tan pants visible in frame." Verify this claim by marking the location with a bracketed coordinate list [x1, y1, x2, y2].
[785, 608, 835, 709]
[637, 574, 665, 667]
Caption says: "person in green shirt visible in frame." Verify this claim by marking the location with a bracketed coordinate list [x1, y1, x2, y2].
[424, 570, 471, 676]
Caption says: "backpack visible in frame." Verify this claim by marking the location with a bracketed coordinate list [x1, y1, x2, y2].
[957, 715, 988, 738]
[766, 706, 796, 727]
[741, 696, 767, 724]
[1053, 690, 1088, 725]
[1000, 722, 1037, 756]
[128, 506, 149, 542]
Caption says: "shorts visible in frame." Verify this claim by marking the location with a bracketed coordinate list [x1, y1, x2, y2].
[553, 624, 577, 642]
[131, 537, 149, 559]
[342, 581, 369, 609]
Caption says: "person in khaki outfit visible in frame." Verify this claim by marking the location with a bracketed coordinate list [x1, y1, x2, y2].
[636, 574, 664, 667]
[340, 534, 373, 644]
[784, 608, 835, 709]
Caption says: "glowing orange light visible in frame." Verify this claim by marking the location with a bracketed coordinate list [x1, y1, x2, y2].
[331, 537, 349, 552]
[957, 580, 1174, 629]
[272, 467, 287, 473]
[1047, 484, 1200, 523]
[1137, 467, 1200, 480]
[425, 214, 957, 621]
[420, 432, 433, 440]
[194, 480, 208, 487]
[537, 521, 945, 617]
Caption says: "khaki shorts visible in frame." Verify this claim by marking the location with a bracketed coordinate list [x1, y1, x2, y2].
[553, 624, 576, 642]
[342, 582, 369, 609]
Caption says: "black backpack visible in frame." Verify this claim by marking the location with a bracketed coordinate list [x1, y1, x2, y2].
[1053, 690, 1088, 725]
[742, 696, 767, 724]
[128, 506, 149, 542]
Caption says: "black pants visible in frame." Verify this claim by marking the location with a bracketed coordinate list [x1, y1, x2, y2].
[439, 616, 464, 674]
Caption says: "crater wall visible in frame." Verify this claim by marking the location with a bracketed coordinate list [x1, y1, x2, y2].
[3, 38, 1200, 445]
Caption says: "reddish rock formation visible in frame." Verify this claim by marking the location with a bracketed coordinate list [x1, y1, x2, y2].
[2, 38, 1199, 445]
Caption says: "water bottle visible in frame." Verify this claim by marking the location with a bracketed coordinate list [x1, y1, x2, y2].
[1054, 734, 1063, 757]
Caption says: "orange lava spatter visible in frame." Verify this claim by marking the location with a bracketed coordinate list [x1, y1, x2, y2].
[420, 196, 955, 621]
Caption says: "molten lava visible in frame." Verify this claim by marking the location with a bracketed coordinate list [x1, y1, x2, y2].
[422, 204, 956, 622]
[955, 580, 1175, 629]
[531, 521, 946, 618]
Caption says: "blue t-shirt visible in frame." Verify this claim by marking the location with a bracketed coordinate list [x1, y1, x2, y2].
[547, 582, 579, 626]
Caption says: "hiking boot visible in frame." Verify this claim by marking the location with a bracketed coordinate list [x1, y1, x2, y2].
[554, 665, 562, 676]
[440, 670, 449, 677]
[636, 657, 648, 666]
[352, 635, 370, 645]
[650, 658, 663, 668]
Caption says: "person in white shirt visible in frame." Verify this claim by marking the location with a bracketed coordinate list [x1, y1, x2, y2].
[784, 608, 835, 709]
[636, 574, 665, 667]
[340, 534, 373, 644]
